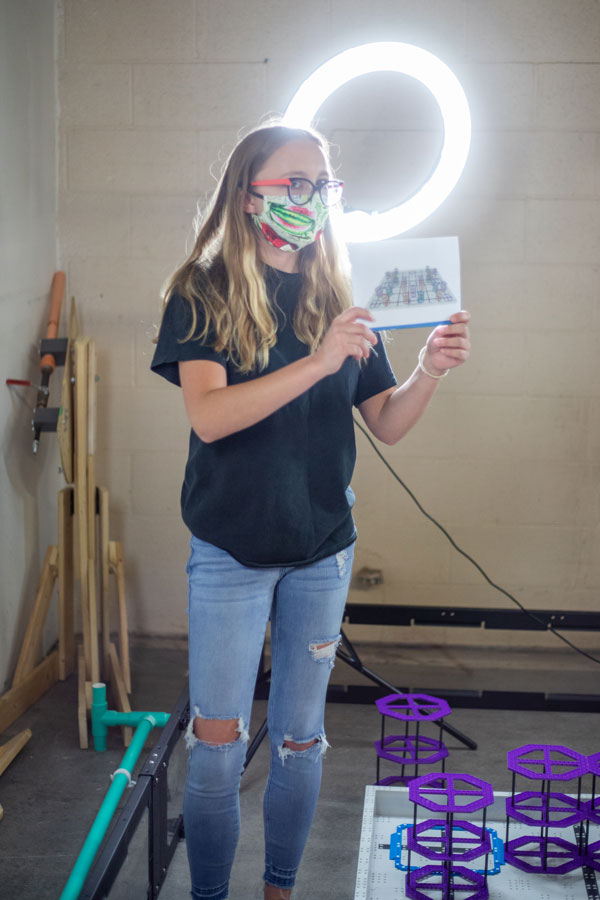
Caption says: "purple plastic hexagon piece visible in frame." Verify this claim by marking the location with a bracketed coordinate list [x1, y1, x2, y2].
[588, 752, 600, 776]
[406, 865, 488, 900]
[505, 836, 583, 874]
[507, 744, 587, 781]
[407, 818, 491, 862]
[584, 796, 600, 826]
[585, 840, 600, 873]
[409, 773, 494, 814]
[374, 734, 448, 767]
[376, 692, 452, 722]
[505, 791, 585, 828]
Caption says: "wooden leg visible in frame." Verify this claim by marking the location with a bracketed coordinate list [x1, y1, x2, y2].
[98, 487, 111, 679]
[12, 546, 58, 686]
[87, 341, 97, 561]
[86, 340, 99, 685]
[88, 567, 100, 685]
[87, 477, 100, 684]
[108, 643, 132, 747]
[0, 729, 32, 777]
[0, 653, 59, 734]
[77, 644, 88, 750]
[109, 541, 131, 695]
[58, 487, 75, 680]
[74, 338, 91, 680]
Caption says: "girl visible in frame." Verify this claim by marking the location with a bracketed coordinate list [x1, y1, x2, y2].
[151, 122, 470, 900]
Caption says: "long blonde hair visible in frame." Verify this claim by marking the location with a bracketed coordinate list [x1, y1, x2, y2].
[160, 122, 353, 373]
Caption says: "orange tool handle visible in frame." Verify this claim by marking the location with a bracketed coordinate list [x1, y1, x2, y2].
[40, 271, 66, 373]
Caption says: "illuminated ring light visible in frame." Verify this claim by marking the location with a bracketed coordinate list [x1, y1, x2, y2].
[282, 42, 471, 243]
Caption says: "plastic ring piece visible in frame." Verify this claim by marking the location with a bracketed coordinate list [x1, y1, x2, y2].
[111, 767, 136, 788]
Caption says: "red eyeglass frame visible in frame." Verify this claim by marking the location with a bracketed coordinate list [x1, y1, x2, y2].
[248, 178, 344, 205]
[250, 178, 344, 188]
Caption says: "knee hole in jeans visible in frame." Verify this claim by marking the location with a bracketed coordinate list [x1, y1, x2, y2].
[185, 707, 250, 750]
[194, 717, 240, 744]
[282, 738, 318, 751]
[278, 732, 330, 762]
[308, 636, 341, 665]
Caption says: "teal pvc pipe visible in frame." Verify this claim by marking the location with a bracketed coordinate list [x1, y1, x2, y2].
[91, 683, 169, 751]
[59, 713, 164, 900]
[91, 683, 108, 751]
[101, 710, 170, 728]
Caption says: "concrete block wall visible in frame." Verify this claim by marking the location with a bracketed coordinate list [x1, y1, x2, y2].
[57, 0, 600, 648]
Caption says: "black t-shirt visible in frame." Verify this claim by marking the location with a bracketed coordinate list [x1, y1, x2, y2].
[151, 266, 397, 567]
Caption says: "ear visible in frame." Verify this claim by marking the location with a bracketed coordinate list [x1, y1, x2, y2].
[242, 190, 260, 214]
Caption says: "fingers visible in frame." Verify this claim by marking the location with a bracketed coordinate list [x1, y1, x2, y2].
[316, 307, 379, 375]
[431, 310, 470, 347]
[431, 336, 470, 361]
[434, 347, 470, 362]
[432, 336, 470, 350]
[348, 306, 375, 323]
[426, 310, 471, 365]
[344, 330, 376, 360]
[435, 314, 470, 338]
[337, 307, 378, 349]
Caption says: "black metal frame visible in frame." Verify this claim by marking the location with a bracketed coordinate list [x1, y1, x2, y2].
[250, 604, 600, 716]
[335, 604, 600, 713]
[342, 604, 600, 632]
[80, 686, 189, 899]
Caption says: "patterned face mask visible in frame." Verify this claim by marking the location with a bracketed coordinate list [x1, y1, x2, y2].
[251, 193, 329, 252]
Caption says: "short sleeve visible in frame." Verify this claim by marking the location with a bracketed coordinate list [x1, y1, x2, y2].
[150, 292, 227, 387]
[353, 333, 397, 406]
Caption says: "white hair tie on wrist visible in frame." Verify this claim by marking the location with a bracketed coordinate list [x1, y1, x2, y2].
[418, 346, 449, 379]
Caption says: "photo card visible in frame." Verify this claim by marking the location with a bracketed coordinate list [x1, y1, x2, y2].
[349, 236, 461, 331]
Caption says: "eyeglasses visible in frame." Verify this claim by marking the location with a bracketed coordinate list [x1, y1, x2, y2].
[248, 177, 344, 208]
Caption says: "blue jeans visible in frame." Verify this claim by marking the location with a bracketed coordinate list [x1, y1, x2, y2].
[182, 536, 354, 900]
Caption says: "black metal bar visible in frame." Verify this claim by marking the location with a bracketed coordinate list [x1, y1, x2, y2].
[336, 630, 478, 749]
[79, 777, 152, 900]
[376, 712, 384, 783]
[243, 718, 268, 771]
[149, 758, 168, 899]
[343, 604, 600, 631]
[414, 719, 420, 779]
[139, 685, 190, 779]
[323, 684, 600, 712]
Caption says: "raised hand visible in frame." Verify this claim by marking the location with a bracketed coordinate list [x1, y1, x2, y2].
[314, 307, 378, 376]
[422, 310, 471, 376]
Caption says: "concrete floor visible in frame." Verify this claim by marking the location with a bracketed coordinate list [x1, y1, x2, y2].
[1, 639, 599, 899]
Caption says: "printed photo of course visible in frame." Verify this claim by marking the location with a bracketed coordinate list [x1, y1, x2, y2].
[350, 236, 462, 331]
[368, 266, 458, 310]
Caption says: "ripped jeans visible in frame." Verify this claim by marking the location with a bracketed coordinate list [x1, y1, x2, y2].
[183, 535, 354, 900]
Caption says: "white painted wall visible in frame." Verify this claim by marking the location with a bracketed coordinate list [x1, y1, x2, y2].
[0, 0, 60, 690]
[49, 0, 600, 654]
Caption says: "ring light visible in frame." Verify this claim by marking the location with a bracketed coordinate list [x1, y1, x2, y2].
[281, 42, 471, 243]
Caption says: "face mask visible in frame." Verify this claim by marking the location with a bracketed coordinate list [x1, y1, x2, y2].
[251, 193, 329, 253]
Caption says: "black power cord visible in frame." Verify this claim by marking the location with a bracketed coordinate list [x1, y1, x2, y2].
[354, 416, 600, 667]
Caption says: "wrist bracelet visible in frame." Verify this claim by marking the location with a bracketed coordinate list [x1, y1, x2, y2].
[418, 346, 448, 380]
